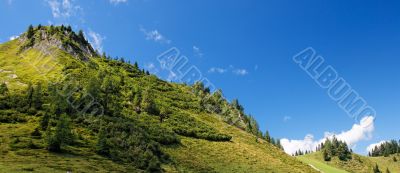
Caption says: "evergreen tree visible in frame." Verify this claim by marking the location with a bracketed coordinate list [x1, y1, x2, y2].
[26, 83, 34, 108]
[323, 149, 331, 161]
[96, 128, 109, 156]
[46, 114, 74, 152]
[40, 112, 50, 130]
[27, 25, 34, 39]
[264, 130, 271, 143]
[78, 30, 85, 42]
[32, 83, 43, 110]
[134, 62, 139, 70]
[0, 83, 8, 95]
[276, 139, 282, 149]
[140, 88, 159, 115]
[133, 88, 142, 113]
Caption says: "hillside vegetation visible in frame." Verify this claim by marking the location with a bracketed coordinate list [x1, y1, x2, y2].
[0, 25, 317, 172]
[298, 152, 400, 173]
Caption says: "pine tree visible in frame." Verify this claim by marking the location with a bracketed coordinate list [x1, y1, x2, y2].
[78, 30, 85, 42]
[32, 83, 43, 110]
[323, 149, 331, 161]
[133, 88, 142, 113]
[0, 83, 8, 95]
[264, 130, 271, 143]
[26, 83, 34, 108]
[46, 114, 74, 152]
[96, 128, 109, 156]
[276, 139, 282, 149]
[27, 25, 34, 39]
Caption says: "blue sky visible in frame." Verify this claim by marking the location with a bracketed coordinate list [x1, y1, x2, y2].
[1, 0, 400, 155]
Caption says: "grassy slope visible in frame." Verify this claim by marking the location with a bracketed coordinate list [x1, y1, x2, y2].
[0, 36, 318, 172]
[299, 152, 400, 173]
[297, 154, 349, 173]
[0, 117, 139, 173]
[0, 40, 65, 90]
[164, 113, 317, 173]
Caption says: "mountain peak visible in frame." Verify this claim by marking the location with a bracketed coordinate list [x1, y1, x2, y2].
[18, 25, 97, 60]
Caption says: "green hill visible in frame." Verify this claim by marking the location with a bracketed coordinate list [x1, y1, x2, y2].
[298, 152, 400, 173]
[0, 25, 318, 172]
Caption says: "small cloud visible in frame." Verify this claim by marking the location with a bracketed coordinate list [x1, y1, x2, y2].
[145, 62, 159, 74]
[193, 46, 203, 57]
[233, 69, 249, 76]
[208, 67, 227, 74]
[9, 35, 19, 41]
[140, 26, 171, 44]
[46, 0, 82, 18]
[87, 30, 105, 53]
[7, 0, 13, 5]
[167, 71, 178, 81]
[109, 0, 127, 5]
[367, 141, 387, 153]
[283, 116, 292, 122]
[254, 65, 258, 71]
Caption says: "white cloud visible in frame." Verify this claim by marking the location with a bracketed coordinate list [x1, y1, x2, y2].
[366, 140, 387, 153]
[254, 65, 258, 71]
[145, 62, 159, 74]
[9, 35, 19, 41]
[208, 67, 227, 74]
[140, 26, 171, 44]
[47, 0, 82, 18]
[281, 116, 375, 155]
[167, 71, 178, 81]
[283, 116, 292, 122]
[87, 30, 105, 53]
[233, 69, 249, 76]
[193, 46, 203, 57]
[109, 0, 127, 5]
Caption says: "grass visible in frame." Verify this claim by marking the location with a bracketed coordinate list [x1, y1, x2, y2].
[0, 40, 64, 91]
[163, 113, 318, 173]
[297, 155, 349, 173]
[298, 151, 400, 173]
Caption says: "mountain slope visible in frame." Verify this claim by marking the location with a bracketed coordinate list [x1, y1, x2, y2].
[0, 25, 317, 173]
[298, 152, 400, 173]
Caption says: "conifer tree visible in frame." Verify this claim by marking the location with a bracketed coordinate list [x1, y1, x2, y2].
[32, 83, 43, 110]
[26, 83, 34, 108]
[46, 114, 74, 152]
[27, 25, 34, 39]
[0, 83, 8, 95]
[264, 130, 271, 143]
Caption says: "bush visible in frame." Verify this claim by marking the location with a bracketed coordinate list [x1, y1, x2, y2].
[0, 110, 27, 123]
[165, 112, 232, 142]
